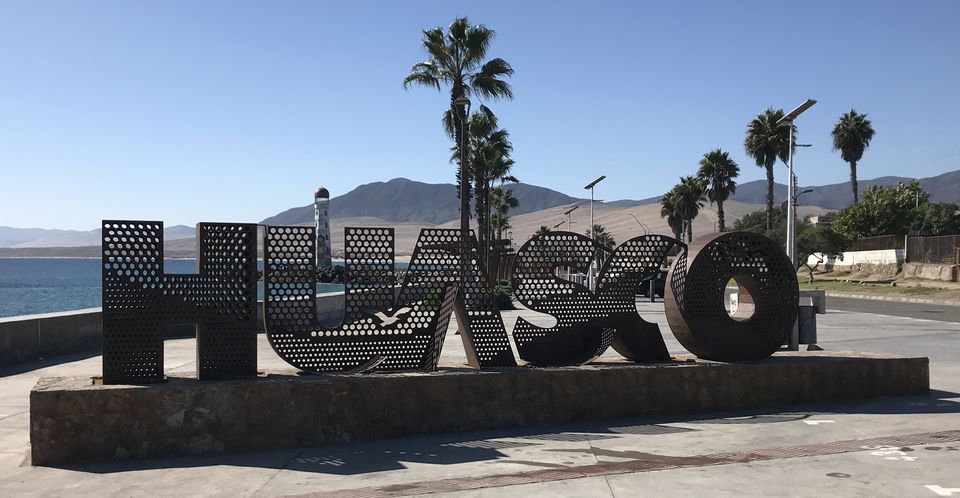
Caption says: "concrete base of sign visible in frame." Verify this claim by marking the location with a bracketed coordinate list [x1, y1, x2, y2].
[29, 351, 928, 466]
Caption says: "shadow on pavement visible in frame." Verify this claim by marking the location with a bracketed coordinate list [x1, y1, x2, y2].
[0, 350, 100, 378]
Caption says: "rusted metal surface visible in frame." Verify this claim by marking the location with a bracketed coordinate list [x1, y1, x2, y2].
[665, 231, 799, 361]
[101, 221, 259, 384]
[282, 430, 960, 498]
[511, 232, 678, 366]
[263, 226, 514, 373]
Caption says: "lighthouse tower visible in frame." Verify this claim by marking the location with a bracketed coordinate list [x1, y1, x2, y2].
[314, 187, 332, 268]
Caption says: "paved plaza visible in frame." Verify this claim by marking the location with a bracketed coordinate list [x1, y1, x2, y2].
[1, 298, 958, 497]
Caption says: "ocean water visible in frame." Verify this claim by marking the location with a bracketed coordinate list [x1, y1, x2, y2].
[0, 258, 346, 318]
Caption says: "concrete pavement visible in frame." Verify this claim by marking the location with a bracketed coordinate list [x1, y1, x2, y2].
[0, 299, 958, 497]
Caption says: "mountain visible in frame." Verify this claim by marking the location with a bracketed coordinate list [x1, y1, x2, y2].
[621, 169, 960, 211]
[0, 225, 195, 249]
[260, 177, 584, 226]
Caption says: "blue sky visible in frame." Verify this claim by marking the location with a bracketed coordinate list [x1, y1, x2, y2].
[1, 1, 959, 230]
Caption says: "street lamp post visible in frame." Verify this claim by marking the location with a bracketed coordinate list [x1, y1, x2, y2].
[584, 176, 606, 290]
[563, 204, 579, 231]
[777, 99, 816, 352]
[453, 96, 472, 287]
[777, 99, 816, 269]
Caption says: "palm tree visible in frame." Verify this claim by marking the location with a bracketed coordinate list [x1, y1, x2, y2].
[534, 225, 551, 237]
[696, 149, 740, 231]
[490, 186, 519, 240]
[586, 223, 616, 268]
[744, 108, 795, 230]
[403, 17, 514, 260]
[678, 176, 706, 242]
[588, 224, 616, 249]
[464, 109, 516, 254]
[659, 188, 684, 241]
[832, 110, 876, 203]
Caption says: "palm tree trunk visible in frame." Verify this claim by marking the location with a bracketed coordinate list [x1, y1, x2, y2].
[765, 162, 775, 230]
[717, 201, 725, 232]
[452, 91, 470, 288]
[485, 179, 493, 269]
[850, 160, 859, 203]
[686, 220, 692, 242]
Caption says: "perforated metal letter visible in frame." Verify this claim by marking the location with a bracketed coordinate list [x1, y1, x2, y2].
[511, 232, 678, 366]
[665, 231, 798, 361]
[101, 221, 259, 384]
[263, 226, 515, 373]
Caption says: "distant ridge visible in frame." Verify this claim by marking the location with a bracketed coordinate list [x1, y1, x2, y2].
[5, 168, 960, 254]
[616, 168, 960, 210]
[0, 225, 194, 249]
[260, 177, 584, 226]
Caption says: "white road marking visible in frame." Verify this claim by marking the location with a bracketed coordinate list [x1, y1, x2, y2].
[925, 485, 960, 496]
[802, 420, 836, 426]
[861, 445, 918, 462]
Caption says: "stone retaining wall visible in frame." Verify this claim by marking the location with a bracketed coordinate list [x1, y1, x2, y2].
[901, 262, 957, 282]
[30, 352, 929, 465]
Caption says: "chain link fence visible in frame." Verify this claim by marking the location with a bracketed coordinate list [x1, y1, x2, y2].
[848, 234, 903, 251]
[906, 234, 959, 263]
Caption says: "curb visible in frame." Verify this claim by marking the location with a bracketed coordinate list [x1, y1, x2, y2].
[823, 291, 960, 307]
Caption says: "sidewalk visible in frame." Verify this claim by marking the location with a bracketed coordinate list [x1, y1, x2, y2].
[1, 303, 958, 497]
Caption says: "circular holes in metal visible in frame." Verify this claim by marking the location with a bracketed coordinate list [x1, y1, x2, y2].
[725, 274, 759, 322]
[665, 231, 798, 361]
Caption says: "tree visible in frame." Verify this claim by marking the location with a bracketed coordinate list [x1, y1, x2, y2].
[832, 181, 927, 239]
[832, 110, 876, 203]
[675, 176, 706, 242]
[403, 18, 514, 262]
[451, 108, 517, 258]
[744, 108, 795, 230]
[911, 202, 960, 236]
[732, 207, 789, 247]
[796, 226, 848, 283]
[534, 225, 551, 237]
[587, 223, 616, 267]
[489, 186, 519, 240]
[659, 187, 684, 241]
[696, 149, 739, 231]
[587, 224, 616, 250]
[472, 114, 516, 256]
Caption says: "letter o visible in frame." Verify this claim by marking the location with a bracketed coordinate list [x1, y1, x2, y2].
[665, 232, 798, 361]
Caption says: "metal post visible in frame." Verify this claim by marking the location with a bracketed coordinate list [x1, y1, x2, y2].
[584, 176, 605, 291]
[786, 126, 799, 352]
[589, 186, 594, 290]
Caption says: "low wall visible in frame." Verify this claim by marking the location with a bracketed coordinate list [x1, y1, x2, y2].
[0, 293, 349, 368]
[29, 352, 929, 465]
[808, 249, 905, 269]
[901, 262, 957, 282]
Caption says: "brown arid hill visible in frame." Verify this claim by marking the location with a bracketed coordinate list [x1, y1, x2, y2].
[436, 200, 827, 251]
[0, 201, 823, 260]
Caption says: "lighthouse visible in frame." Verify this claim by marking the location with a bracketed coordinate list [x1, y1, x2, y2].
[314, 186, 332, 268]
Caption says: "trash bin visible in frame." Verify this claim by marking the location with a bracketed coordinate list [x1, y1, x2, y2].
[798, 305, 817, 344]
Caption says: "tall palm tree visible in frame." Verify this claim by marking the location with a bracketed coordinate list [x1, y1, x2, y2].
[467, 109, 516, 253]
[675, 176, 706, 242]
[490, 186, 519, 240]
[659, 188, 684, 241]
[744, 108, 795, 230]
[696, 149, 740, 231]
[832, 110, 876, 203]
[403, 17, 514, 259]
